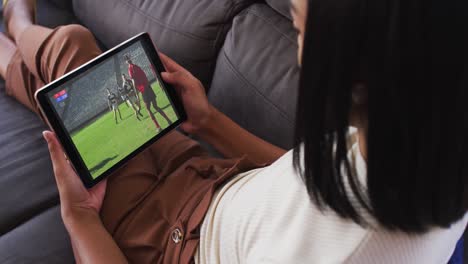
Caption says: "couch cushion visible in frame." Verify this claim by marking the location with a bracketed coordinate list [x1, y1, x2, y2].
[0, 0, 77, 30]
[0, 207, 73, 264]
[265, 0, 293, 20]
[46, 0, 74, 12]
[0, 82, 61, 235]
[0, 79, 73, 264]
[72, 0, 256, 89]
[208, 4, 300, 149]
[36, 0, 78, 28]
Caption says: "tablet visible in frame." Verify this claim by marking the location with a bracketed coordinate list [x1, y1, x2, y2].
[35, 33, 186, 188]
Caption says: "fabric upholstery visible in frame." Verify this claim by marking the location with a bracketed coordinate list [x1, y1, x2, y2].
[265, 0, 293, 20]
[0, 81, 57, 235]
[0, 207, 73, 264]
[46, 0, 73, 12]
[72, 0, 255, 89]
[208, 4, 300, 149]
[36, 0, 76, 26]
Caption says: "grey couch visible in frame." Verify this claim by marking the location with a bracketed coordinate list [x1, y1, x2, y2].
[0, 0, 299, 262]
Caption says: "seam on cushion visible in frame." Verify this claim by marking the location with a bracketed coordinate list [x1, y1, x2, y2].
[213, 1, 236, 47]
[213, 1, 258, 49]
[210, 3, 296, 77]
[0, 196, 59, 237]
[241, 8, 297, 44]
[209, 0, 257, 88]
[119, 0, 217, 42]
[208, 1, 240, 88]
[265, 0, 293, 21]
[219, 50, 294, 125]
[216, 80, 293, 129]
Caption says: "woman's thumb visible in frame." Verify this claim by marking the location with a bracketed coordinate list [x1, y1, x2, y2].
[43, 131, 69, 182]
[43, 131, 60, 153]
[161, 71, 188, 90]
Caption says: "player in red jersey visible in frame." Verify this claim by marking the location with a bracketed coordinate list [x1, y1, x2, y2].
[125, 55, 171, 131]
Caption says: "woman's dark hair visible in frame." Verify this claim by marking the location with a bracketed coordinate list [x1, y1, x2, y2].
[294, 0, 468, 233]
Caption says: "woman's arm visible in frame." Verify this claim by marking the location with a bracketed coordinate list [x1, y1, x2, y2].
[66, 211, 127, 264]
[159, 54, 286, 164]
[197, 106, 286, 164]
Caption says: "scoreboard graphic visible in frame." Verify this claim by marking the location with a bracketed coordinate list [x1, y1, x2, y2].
[53, 89, 68, 103]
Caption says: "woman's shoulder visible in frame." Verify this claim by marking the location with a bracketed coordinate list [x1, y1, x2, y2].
[216, 149, 371, 262]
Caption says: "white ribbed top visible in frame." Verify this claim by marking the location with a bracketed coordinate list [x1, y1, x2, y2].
[195, 138, 467, 263]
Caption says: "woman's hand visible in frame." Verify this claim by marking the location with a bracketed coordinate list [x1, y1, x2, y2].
[44, 132, 128, 264]
[43, 131, 107, 227]
[159, 53, 213, 135]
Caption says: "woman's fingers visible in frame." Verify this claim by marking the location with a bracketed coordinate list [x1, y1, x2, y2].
[43, 131, 80, 193]
[43, 131, 68, 181]
[161, 71, 188, 93]
[159, 52, 188, 73]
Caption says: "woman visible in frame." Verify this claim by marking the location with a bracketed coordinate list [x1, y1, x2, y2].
[1, 0, 466, 263]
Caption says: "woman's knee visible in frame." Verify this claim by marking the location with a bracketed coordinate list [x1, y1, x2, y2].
[55, 24, 96, 45]
[44, 24, 101, 81]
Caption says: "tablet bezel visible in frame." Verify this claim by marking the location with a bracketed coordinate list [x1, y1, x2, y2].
[35, 32, 187, 188]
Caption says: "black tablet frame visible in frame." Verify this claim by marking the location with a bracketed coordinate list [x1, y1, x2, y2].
[35, 32, 187, 188]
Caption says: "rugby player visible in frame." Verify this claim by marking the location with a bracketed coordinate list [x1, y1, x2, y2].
[106, 88, 122, 124]
[125, 55, 171, 131]
[121, 74, 143, 120]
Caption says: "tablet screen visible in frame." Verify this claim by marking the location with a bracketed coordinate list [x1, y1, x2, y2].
[44, 39, 180, 180]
